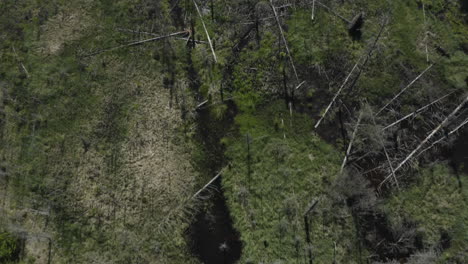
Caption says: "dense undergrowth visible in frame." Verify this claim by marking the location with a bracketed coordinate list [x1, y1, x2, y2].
[0, 0, 467, 263]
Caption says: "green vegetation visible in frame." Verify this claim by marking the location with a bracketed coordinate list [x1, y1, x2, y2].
[0, 231, 19, 262]
[1, 0, 467, 263]
[386, 165, 468, 263]
[223, 102, 362, 262]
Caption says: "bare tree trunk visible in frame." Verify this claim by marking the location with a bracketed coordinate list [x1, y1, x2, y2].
[423, 3, 429, 63]
[191, 171, 222, 199]
[314, 60, 361, 129]
[370, 113, 399, 189]
[382, 92, 453, 130]
[85, 31, 188, 56]
[381, 95, 468, 185]
[270, 0, 300, 83]
[192, 0, 218, 62]
[311, 0, 316, 20]
[376, 64, 434, 115]
[341, 112, 363, 173]
[417, 117, 468, 157]
[315, 0, 350, 24]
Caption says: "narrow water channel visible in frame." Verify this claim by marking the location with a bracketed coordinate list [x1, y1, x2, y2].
[187, 177, 242, 264]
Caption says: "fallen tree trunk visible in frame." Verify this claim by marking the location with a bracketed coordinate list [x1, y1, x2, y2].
[192, 0, 218, 62]
[382, 92, 453, 130]
[85, 31, 188, 56]
[340, 111, 363, 173]
[270, 0, 300, 83]
[381, 95, 468, 186]
[376, 64, 434, 115]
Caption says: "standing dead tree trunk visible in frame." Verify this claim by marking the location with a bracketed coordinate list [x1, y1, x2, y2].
[340, 111, 363, 174]
[382, 92, 453, 131]
[270, 0, 299, 83]
[376, 64, 434, 115]
[380, 95, 468, 186]
[192, 0, 218, 62]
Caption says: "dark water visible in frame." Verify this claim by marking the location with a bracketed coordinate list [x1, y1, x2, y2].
[187, 178, 242, 264]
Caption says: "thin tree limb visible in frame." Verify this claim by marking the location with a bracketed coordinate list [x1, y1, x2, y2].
[382, 92, 453, 130]
[381, 95, 468, 186]
[192, 0, 218, 63]
[341, 111, 363, 174]
[376, 64, 434, 115]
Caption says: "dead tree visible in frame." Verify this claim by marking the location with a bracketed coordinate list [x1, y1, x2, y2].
[376, 64, 434, 116]
[315, 21, 385, 129]
[382, 92, 453, 131]
[192, 0, 218, 62]
[85, 31, 189, 56]
[270, 0, 300, 83]
[381, 95, 468, 186]
[341, 111, 363, 174]
[417, 117, 468, 157]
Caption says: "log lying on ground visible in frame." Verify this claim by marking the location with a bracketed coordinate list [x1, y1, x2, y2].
[376, 64, 434, 115]
[315, 22, 385, 129]
[416, 117, 468, 157]
[382, 92, 453, 130]
[85, 31, 188, 56]
[192, 0, 218, 62]
[270, 0, 299, 83]
[314, 59, 361, 129]
[380, 95, 468, 186]
[340, 111, 363, 174]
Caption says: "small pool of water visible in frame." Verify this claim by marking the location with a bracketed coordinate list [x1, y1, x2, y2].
[187, 178, 242, 264]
